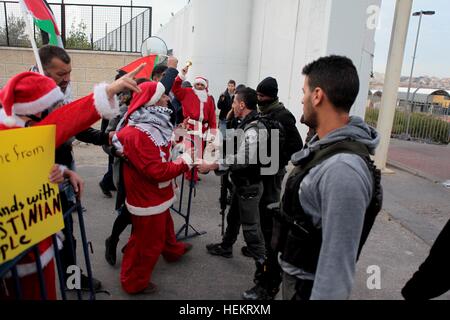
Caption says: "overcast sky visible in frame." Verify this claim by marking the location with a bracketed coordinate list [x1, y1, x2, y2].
[54, 0, 187, 35]
[374, 0, 449, 78]
[54, 0, 448, 78]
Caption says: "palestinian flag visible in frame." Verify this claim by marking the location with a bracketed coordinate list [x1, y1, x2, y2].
[119, 55, 160, 79]
[19, 0, 63, 47]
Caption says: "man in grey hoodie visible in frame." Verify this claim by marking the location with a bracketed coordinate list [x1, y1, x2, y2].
[277, 55, 380, 300]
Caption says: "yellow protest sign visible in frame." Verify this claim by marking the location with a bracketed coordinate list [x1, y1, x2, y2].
[0, 125, 64, 264]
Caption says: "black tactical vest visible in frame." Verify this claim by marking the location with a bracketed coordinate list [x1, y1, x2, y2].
[229, 111, 266, 186]
[272, 139, 383, 274]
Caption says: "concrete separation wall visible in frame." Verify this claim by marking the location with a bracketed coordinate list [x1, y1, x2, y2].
[157, 0, 381, 139]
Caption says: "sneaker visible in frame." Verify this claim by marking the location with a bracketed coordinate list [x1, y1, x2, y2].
[80, 274, 102, 291]
[99, 181, 113, 198]
[241, 246, 253, 258]
[105, 236, 119, 266]
[242, 284, 276, 300]
[206, 243, 233, 258]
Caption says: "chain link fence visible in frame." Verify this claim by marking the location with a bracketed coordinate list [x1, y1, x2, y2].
[0, 1, 151, 52]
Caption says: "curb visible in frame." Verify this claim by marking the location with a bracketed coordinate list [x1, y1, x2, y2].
[387, 159, 443, 184]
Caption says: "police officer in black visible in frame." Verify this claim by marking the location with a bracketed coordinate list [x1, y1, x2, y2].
[241, 77, 304, 300]
[199, 87, 268, 298]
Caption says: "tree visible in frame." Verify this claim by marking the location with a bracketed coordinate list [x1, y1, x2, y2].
[65, 20, 91, 49]
[0, 15, 29, 47]
[0, 15, 46, 47]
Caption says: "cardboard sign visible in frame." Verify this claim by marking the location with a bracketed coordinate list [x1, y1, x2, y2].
[0, 125, 64, 264]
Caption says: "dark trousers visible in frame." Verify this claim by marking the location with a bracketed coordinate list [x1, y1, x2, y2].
[259, 170, 286, 289]
[402, 219, 450, 300]
[100, 155, 116, 191]
[110, 206, 132, 241]
[222, 182, 266, 261]
[282, 272, 314, 300]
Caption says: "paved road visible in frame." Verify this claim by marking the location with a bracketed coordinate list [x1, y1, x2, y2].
[68, 142, 449, 300]
[388, 139, 450, 183]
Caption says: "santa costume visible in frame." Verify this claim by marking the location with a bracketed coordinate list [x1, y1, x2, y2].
[0, 72, 119, 300]
[113, 81, 192, 294]
[172, 75, 217, 182]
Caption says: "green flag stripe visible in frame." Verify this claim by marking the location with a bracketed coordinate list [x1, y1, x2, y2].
[34, 18, 59, 46]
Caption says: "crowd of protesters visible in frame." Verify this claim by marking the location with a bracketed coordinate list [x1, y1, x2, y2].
[0, 45, 448, 301]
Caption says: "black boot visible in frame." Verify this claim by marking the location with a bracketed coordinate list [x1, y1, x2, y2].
[242, 260, 279, 300]
[105, 236, 119, 266]
[206, 243, 233, 258]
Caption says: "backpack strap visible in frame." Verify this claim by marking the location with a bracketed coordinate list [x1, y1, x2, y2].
[290, 139, 371, 178]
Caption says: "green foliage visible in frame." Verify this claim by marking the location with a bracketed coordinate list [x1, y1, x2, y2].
[0, 15, 29, 47]
[365, 107, 450, 145]
[65, 20, 91, 49]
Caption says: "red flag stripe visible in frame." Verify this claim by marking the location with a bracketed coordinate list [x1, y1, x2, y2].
[119, 55, 159, 80]
[23, 0, 60, 35]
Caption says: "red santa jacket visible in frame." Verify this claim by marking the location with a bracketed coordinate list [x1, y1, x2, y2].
[117, 126, 191, 216]
[0, 84, 118, 278]
[172, 76, 217, 133]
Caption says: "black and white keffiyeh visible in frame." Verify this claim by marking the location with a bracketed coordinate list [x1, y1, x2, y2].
[128, 106, 174, 147]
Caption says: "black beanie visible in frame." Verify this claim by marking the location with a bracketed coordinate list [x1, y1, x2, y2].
[256, 77, 278, 98]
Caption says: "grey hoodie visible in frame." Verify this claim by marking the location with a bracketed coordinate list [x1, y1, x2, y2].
[280, 116, 380, 300]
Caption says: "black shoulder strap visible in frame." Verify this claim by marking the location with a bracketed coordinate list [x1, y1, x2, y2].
[291, 139, 371, 178]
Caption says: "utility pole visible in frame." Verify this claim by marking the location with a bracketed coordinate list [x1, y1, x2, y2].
[374, 0, 413, 171]
[404, 11, 435, 138]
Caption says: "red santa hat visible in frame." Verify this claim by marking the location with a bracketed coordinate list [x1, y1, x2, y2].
[193, 77, 208, 89]
[124, 81, 166, 120]
[0, 72, 64, 127]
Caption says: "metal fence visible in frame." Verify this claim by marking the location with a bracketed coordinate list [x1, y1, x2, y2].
[365, 106, 450, 145]
[93, 7, 151, 53]
[0, 1, 152, 53]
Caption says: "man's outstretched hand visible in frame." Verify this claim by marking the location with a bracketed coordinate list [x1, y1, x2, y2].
[106, 63, 146, 99]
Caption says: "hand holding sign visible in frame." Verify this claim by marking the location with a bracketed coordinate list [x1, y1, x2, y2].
[48, 164, 64, 184]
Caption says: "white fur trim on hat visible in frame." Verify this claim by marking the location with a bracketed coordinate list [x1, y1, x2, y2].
[13, 86, 63, 115]
[194, 78, 207, 88]
[93, 83, 120, 120]
[146, 82, 166, 107]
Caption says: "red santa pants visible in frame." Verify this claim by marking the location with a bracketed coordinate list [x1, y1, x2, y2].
[120, 210, 187, 294]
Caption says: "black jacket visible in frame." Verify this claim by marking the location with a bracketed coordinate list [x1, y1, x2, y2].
[217, 90, 234, 121]
[259, 100, 303, 167]
[161, 67, 183, 125]
[55, 127, 109, 167]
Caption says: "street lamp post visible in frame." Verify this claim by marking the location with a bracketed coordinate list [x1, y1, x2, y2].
[405, 10, 435, 138]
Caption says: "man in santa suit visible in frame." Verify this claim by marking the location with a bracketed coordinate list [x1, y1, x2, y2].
[172, 67, 217, 182]
[0, 67, 142, 300]
[113, 81, 194, 294]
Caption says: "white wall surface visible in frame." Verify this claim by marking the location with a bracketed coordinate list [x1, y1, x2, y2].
[326, 0, 381, 119]
[158, 0, 253, 100]
[157, 0, 381, 140]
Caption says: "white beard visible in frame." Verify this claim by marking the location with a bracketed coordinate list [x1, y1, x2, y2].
[193, 88, 208, 103]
